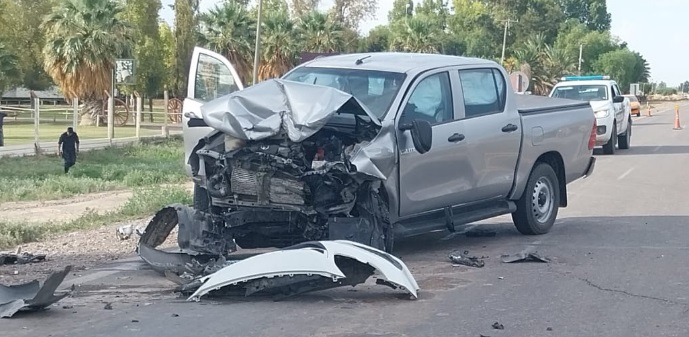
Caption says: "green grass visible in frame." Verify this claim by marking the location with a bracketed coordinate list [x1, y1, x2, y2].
[0, 186, 192, 249]
[0, 137, 188, 202]
[1, 121, 162, 145]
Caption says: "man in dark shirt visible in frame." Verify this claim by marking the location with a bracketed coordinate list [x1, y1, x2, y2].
[0, 110, 6, 147]
[58, 127, 80, 173]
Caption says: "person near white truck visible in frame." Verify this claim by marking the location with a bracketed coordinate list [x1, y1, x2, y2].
[549, 76, 632, 154]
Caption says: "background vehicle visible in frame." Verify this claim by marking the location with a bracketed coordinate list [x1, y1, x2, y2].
[624, 94, 641, 116]
[549, 75, 632, 155]
[178, 48, 597, 254]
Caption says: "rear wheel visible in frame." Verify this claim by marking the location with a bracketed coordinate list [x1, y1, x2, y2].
[602, 123, 617, 155]
[618, 118, 631, 150]
[512, 163, 560, 235]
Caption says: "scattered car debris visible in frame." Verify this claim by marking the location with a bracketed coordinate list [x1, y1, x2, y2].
[0, 251, 46, 265]
[185, 240, 419, 302]
[501, 247, 550, 263]
[492, 322, 505, 330]
[464, 228, 497, 238]
[103, 302, 112, 310]
[449, 250, 485, 268]
[0, 266, 73, 318]
[547, 327, 553, 331]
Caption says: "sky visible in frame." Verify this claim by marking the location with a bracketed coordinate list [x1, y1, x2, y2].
[160, 0, 687, 85]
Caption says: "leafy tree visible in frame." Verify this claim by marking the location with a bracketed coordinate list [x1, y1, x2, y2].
[448, 0, 500, 58]
[173, 0, 199, 97]
[388, 0, 413, 22]
[199, 1, 256, 83]
[42, 0, 133, 125]
[390, 16, 443, 53]
[258, 10, 300, 81]
[330, 0, 378, 30]
[553, 20, 618, 74]
[514, 34, 575, 95]
[557, 0, 611, 32]
[363, 25, 392, 52]
[496, 0, 565, 46]
[159, 22, 177, 94]
[122, 0, 165, 110]
[0, 41, 21, 92]
[286, 0, 321, 18]
[298, 11, 345, 53]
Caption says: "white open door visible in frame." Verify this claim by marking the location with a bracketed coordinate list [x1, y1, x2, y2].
[182, 47, 245, 176]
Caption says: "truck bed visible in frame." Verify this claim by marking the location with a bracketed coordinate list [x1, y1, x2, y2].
[516, 94, 590, 114]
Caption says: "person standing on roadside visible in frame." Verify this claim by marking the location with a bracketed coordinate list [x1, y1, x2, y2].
[58, 127, 80, 173]
[0, 109, 6, 146]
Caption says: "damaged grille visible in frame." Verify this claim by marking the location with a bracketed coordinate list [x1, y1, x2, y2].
[230, 164, 306, 205]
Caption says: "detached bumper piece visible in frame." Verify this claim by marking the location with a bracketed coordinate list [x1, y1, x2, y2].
[0, 266, 72, 318]
[186, 240, 419, 302]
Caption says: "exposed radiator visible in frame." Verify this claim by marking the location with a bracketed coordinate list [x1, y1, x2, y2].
[230, 165, 305, 205]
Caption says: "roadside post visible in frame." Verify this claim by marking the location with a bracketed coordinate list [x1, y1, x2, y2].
[647, 102, 652, 117]
[134, 91, 142, 139]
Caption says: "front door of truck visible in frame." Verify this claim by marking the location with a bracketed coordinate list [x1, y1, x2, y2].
[182, 47, 244, 175]
[455, 67, 521, 201]
[397, 69, 474, 218]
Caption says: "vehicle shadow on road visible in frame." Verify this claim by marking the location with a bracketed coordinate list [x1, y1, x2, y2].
[631, 122, 673, 126]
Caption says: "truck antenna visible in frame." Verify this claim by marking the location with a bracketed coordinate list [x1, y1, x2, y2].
[355, 56, 371, 65]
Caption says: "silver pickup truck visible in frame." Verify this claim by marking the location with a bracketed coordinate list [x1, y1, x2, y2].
[157, 47, 596, 255]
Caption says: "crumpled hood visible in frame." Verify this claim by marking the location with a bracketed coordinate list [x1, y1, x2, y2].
[589, 100, 612, 112]
[200, 79, 381, 143]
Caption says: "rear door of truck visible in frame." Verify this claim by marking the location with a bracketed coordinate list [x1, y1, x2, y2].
[182, 47, 245, 174]
[454, 67, 521, 201]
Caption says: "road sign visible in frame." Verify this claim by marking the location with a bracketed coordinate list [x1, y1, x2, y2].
[115, 59, 135, 85]
[510, 71, 530, 93]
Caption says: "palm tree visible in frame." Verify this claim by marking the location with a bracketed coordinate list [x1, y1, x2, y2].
[390, 17, 441, 53]
[258, 10, 300, 81]
[0, 42, 21, 93]
[42, 0, 132, 125]
[298, 11, 344, 53]
[198, 2, 255, 84]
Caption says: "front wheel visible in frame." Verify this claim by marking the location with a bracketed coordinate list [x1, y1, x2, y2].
[618, 118, 631, 150]
[512, 163, 561, 235]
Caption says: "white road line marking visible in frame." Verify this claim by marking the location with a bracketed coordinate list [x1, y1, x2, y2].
[617, 168, 634, 180]
[653, 146, 662, 152]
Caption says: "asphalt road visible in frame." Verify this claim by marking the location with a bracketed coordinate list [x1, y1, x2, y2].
[6, 102, 689, 337]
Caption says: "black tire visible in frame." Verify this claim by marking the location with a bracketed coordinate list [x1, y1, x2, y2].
[602, 123, 616, 155]
[193, 183, 211, 212]
[618, 118, 631, 150]
[512, 163, 561, 235]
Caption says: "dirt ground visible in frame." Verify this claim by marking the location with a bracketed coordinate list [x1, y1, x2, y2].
[0, 189, 182, 285]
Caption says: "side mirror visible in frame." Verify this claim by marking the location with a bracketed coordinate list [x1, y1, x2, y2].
[613, 96, 625, 103]
[409, 119, 433, 154]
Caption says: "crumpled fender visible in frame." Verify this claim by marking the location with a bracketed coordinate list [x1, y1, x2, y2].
[187, 240, 419, 301]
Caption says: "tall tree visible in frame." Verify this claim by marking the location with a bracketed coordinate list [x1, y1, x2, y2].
[286, 0, 321, 18]
[558, 0, 610, 32]
[298, 11, 345, 53]
[363, 25, 392, 52]
[0, 41, 20, 93]
[258, 10, 300, 81]
[593, 48, 639, 93]
[448, 0, 500, 58]
[159, 22, 177, 94]
[199, 1, 255, 84]
[42, 0, 133, 125]
[123, 0, 165, 109]
[330, 0, 378, 30]
[390, 16, 443, 53]
[173, 0, 199, 97]
[0, 0, 57, 90]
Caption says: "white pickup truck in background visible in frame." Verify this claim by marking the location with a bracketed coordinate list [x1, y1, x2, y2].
[549, 76, 632, 155]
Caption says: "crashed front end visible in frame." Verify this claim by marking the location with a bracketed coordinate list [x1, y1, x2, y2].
[146, 79, 396, 259]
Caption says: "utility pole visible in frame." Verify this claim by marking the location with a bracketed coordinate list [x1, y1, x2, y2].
[252, 0, 264, 86]
[578, 44, 583, 75]
[500, 18, 518, 65]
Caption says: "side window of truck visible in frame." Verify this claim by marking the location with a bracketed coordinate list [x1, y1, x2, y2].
[458, 68, 505, 118]
[401, 72, 454, 125]
[195, 54, 240, 102]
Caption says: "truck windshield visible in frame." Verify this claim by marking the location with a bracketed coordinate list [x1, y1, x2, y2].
[551, 85, 608, 101]
[282, 67, 407, 118]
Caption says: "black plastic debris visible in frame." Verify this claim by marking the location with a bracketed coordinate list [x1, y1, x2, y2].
[0, 266, 72, 318]
[465, 228, 497, 238]
[449, 250, 485, 268]
[0, 252, 46, 265]
[501, 247, 549, 263]
[492, 322, 504, 330]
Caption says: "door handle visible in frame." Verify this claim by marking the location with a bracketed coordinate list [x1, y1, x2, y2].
[448, 133, 465, 142]
[502, 123, 518, 132]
